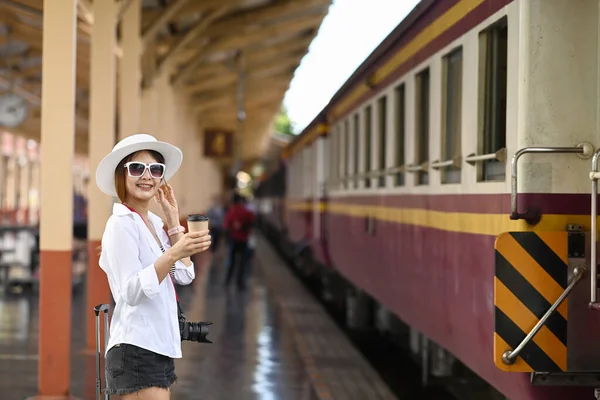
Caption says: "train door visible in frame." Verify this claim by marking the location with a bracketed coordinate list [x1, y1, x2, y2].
[493, 145, 600, 394]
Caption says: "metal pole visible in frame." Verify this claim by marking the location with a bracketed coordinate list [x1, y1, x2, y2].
[231, 51, 246, 180]
[510, 146, 587, 220]
[95, 311, 101, 400]
[502, 266, 585, 364]
[590, 148, 600, 308]
[103, 309, 109, 400]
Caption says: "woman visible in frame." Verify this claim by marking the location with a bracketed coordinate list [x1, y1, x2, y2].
[95, 133, 211, 399]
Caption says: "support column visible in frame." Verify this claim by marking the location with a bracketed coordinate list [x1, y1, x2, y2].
[36, 0, 77, 397]
[86, 0, 117, 354]
[119, 0, 142, 139]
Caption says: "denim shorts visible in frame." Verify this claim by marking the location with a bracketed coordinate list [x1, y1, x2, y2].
[105, 343, 177, 395]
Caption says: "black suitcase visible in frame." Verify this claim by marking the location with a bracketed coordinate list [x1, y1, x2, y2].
[94, 304, 110, 400]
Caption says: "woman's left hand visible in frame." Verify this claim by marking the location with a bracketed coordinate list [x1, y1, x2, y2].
[155, 183, 179, 222]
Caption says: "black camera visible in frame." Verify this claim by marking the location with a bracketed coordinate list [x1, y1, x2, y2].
[178, 304, 212, 343]
[179, 319, 212, 343]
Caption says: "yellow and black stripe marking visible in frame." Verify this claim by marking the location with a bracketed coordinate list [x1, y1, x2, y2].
[494, 232, 568, 372]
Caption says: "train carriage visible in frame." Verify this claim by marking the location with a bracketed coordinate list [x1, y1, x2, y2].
[257, 0, 600, 399]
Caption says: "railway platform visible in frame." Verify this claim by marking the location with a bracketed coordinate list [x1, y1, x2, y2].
[0, 235, 398, 400]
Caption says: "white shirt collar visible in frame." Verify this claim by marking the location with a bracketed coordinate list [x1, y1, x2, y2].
[112, 202, 164, 229]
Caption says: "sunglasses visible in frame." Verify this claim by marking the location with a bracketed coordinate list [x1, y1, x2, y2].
[124, 161, 166, 179]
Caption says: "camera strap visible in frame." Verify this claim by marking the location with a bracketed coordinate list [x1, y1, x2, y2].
[121, 203, 182, 305]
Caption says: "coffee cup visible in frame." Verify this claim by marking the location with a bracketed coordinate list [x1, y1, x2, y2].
[187, 214, 209, 233]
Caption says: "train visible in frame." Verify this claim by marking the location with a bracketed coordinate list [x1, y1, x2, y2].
[254, 0, 600, 399]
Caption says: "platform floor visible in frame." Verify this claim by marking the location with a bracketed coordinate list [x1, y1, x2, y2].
[0, 244, 314, 400]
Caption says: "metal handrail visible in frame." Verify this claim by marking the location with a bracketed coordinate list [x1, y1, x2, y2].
[502, 266, 585, 365]
[465, 148, 507, 165]
[510, 144, 593, 223]
[406, 163, 427, 173]
[325, 165, 408, 185]
[431, 156, 462, 170]
[590, 148, 600, 309]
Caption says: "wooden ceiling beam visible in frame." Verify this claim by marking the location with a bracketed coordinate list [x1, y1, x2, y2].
[0, 0, 41, 21]
[243, 36, 312, 66]
[0, 2, 123, 57]
[185, 37, 310, 83]
[155, 0, 325, 51]
[178, 0, 241, 14]
[192, 79, 289, 102]
[77, 0, 94, 24]
[205, 0, 329, 39]
[165, 6, 322, 68]
[185, 58, 296, 94]
[201, 105, 279, 122]
[117, 0, 137, 23]
[194, 89, 284, 113]
[143, 0, 234, 22]
[198, 13, 322, 55]
[172, 13, 322, 85]
[156, 5, 233, 71]
[142, 0, 192, 48]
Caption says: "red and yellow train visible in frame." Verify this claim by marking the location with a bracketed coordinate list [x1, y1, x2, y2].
[256, 0, 600, 399]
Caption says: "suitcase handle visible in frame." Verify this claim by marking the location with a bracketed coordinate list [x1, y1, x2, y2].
[94, 303, 110, 316]
[94, 303, 110, 400]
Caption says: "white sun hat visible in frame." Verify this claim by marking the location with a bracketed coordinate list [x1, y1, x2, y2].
[95, 133, 183, 197]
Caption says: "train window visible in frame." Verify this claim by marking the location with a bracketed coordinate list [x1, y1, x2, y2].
[415, 68, 430, 186]
[353, 113, 360, 189]
[333, 126, 340, 189]
[292, 152, 299, 197]
[377, 96, 387, 187]
[394, 84, 405, 186]
[327, 127, 336, 189]
[478, 17, 508, 182]
[344, 119, 350, 189]
[303, 147, 310, 198]
[338, 124, 345, 190]
[441, 47, 463, 184]
[364, 105, 372, 188]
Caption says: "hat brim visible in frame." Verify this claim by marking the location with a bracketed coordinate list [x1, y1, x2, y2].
[96, 141, 183, 197]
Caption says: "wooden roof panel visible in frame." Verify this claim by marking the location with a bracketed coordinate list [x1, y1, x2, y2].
[0, 0, 331, 160]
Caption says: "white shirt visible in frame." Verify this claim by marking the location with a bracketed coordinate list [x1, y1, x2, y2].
[99, 203, 195, 358]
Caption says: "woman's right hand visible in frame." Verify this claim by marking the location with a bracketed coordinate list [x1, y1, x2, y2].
[168, 230, 211, 260]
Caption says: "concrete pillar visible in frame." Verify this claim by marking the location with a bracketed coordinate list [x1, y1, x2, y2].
[36, 0, 77, 396]
[86, 0, 117, 354]
[119, 0, 142, 139]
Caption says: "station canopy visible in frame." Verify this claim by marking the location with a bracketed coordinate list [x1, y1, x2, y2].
[0, 0, 331, 163]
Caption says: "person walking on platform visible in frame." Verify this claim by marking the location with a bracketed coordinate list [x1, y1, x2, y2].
[223, 193, 255, 290]
[95, 134, 211, 399]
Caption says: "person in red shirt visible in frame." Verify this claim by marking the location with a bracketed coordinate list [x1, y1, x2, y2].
[223, 193, 255, 289]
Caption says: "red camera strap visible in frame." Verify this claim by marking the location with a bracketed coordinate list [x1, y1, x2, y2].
[122, 203, 179, 301]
